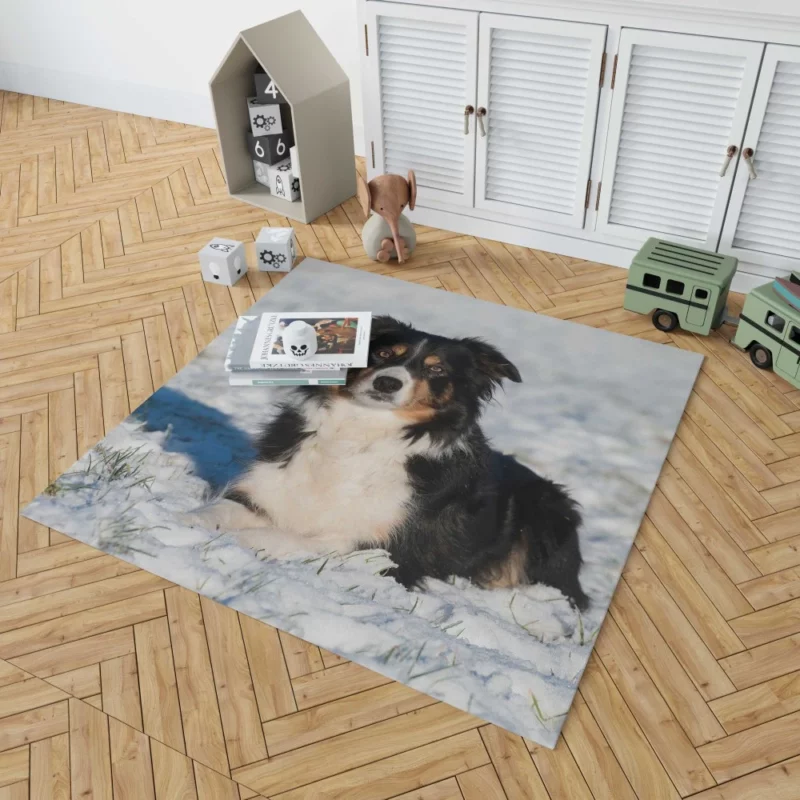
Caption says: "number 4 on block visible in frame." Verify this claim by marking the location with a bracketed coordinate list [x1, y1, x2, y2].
[255, 72, 287, 104]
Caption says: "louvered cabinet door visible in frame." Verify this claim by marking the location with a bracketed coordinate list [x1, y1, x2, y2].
[595, 30, 764, 248]
[475, 15, 607, 227]
[719, 45, 800, 274]
[364, 1, 478, 207]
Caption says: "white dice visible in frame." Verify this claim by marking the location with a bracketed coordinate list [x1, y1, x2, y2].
[253, 160, 270, 189]
[247, 97, 290, 137]
[268, 159, 300, 201]
[255, 227, 296, 273]
[199, 237, 246, 285]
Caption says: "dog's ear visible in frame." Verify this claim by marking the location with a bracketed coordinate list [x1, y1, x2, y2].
[370, 315, 411, 341]
[463, 338, 522, 386]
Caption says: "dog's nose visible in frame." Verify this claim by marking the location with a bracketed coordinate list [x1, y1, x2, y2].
[373, 375, 403, 394]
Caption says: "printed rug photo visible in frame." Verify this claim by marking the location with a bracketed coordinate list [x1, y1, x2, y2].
[24, 258, 702, 747]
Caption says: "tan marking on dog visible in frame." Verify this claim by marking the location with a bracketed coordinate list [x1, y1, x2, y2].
[394, 376, 454, 422]
[395, 405, 437, 423]
[411, 377, 433, 406]
[480, 539, 529, 589]
[392, 344, 408, 356]
[424, 354, 441, 366]
[438, 382, 454, 405]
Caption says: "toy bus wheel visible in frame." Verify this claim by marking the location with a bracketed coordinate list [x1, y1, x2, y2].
[652, 309, 679, 332]
[750, 344, 773, 370]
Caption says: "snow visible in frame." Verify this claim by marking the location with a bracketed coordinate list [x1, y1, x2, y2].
[23, 259, 701, 748]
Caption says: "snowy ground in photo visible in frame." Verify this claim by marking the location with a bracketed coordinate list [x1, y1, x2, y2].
[24, 259, 702, 747]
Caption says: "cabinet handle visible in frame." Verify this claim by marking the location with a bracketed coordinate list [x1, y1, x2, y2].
[464, 105, 474, 135]
[743, 147, 758, 180]
[719, 145, 737, 177]
[476, 107, 487, 137]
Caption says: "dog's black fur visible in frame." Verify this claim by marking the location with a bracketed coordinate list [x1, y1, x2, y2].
[381, 440, 587, 609]
[232, 315, 588, 609]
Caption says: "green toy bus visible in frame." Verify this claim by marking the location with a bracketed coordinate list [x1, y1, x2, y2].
[623, 237, 800, 390]
[623, 238, 738, 335]
[733, 280, 800, 383]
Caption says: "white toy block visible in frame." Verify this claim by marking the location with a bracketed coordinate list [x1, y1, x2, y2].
[247, 97, 291, 137]
[255, 226, 296, 273]
[199, 237, 246, 285]
[267, 159, 300, 201]
[290, 145, 301, 178]
[282, 321, 317, 359]
[253, 161, 271, 189]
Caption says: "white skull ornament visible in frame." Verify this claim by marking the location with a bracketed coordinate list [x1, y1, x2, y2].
[282, 320, 318, 360]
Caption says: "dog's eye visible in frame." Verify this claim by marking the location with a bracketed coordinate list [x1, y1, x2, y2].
[428, 364, 444, 374]
[375, 348, 393, 359]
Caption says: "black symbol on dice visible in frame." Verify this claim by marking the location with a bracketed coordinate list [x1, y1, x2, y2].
[278, 163, 290, 171]
[291, 178, 300, 193]
[209, 243, 234, 253]
[253, 114, 270, 130]
[260, 250, 286, 267]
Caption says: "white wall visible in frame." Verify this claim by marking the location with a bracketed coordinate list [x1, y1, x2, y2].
[0, 0, 365, 153]
[5, 0, 799, 161]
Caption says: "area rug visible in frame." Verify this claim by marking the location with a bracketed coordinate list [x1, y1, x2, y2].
[23, 258, 701, 748]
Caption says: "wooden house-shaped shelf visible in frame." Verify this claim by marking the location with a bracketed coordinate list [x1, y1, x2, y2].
[210, 11, 356, 223]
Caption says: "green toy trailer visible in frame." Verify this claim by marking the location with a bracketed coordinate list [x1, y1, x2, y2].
[733, 277, 800, 384]
[623, 238, 800, 391]
[623, 238, 738, 335]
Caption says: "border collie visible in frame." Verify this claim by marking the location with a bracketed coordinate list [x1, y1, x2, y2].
[205, 315, 588, 609]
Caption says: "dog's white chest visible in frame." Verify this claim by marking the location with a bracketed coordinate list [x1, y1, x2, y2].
[239, 400, 418, 543]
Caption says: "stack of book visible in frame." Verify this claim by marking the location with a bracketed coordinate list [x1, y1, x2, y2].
[224, 312, 372, 386]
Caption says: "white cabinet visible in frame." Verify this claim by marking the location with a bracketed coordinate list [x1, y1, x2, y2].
[595, 30, 763, 248]
[475, 15, 606, 227]
[364, 1, 478, 207]
[360, 0, 800, 286]
[719, 44, 800, 276]
[364, 3, 605, 221]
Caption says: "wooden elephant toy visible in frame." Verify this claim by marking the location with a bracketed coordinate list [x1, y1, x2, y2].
[357, 170, 417, 263]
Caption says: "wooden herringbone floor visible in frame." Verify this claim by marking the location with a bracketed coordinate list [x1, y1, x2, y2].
[0, 92, 799, 800]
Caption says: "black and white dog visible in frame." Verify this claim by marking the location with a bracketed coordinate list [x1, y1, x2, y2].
[204, 316, 588, 609]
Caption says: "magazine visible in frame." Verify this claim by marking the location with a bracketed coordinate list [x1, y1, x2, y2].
[249, 312, 372, 370]
[225, 316, 263, 372]
[230, 371, 347, 386]
[224, 316, 347, 384]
